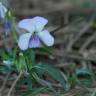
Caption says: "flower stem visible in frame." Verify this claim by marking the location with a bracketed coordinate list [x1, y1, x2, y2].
[0, 73, 10, 96]
[7, 72, 23, 96]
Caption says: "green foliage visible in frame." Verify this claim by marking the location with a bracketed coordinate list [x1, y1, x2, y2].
[38, 47, 53, 55]
[76, 68, 94, 77]
[22, 87, 45, 96]
[91, 90, 96, 96]
[5, 10, 12, 21]
[32, 64, 67, 90]
[15, 53, 27, 72]
[31, 73, 60, 96]
[1, 0, 96, 96]
[68, 74, 78, 88]
[24, 49, 36, 69]
[80, 79, 92, 87]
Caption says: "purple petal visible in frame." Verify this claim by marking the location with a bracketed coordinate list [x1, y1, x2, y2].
[29, 35, 40, 48]
[17, 19, 35, 33]
[32, 16, 48, 32]
[18, 33, 32, 50]
[38, 30, 54, 46]
[3, 19, 11, 34]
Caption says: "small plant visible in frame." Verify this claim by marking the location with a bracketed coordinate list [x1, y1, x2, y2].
[0, 1, 66, 96]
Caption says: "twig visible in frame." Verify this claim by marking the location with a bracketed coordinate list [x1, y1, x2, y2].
[80, 31, 96, 51]
[7, 72, 23, 96]
[52, 50, 96, 62]
[0, 73, 10, 96]
[67, 21, 92, 51]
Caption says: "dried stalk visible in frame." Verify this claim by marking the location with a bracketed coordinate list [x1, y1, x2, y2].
[0, 73, 10, 96]
[7, 72, 23, 96]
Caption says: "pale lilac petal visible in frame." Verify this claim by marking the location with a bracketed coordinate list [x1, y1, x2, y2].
[29, 35, 40, 48]
[0, 2, 7, 18]
[38, 30, 54, 46]
[32, 16, 48, 32]
[17, 19, 35, 33]
[18, 33, 32, 50]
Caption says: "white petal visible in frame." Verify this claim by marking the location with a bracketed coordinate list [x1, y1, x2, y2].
[17, 19, 35, 33]
[0, 2, 7, 18]
[18, 33, 32, 50]
[32, 16, 48, 32]
[38, 30, 54, 46]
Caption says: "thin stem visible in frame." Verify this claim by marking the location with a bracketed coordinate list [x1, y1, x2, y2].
[7, 72, 23, 96]
[0, 73, 10, 96]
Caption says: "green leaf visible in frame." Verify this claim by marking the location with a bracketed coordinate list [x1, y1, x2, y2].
[18, 75, 32, 89]
[22, 87, 45, 96]
[11, 17, 18, 42]
[0, 66, 11, 73]
[31, 73, 59, 96]
[0, 50, 9, 60]
[76, 68, 94, 77]
[32, 64, 66, 90]
[24, 49, 36, 70]
[15, 54, 27, 72]
[5, 10, 12, 21]
[80, 79, 92, 87]
[91, 90, 96, 96]
[68, 74, 78, 88]
[82, 0, 94, 8]
[38, 47, 53, 55]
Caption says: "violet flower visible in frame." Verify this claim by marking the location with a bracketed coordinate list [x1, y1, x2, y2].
[17, 16, 54, 50]
[0, 2, 11, 34]
[2, 19, 11, 34]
